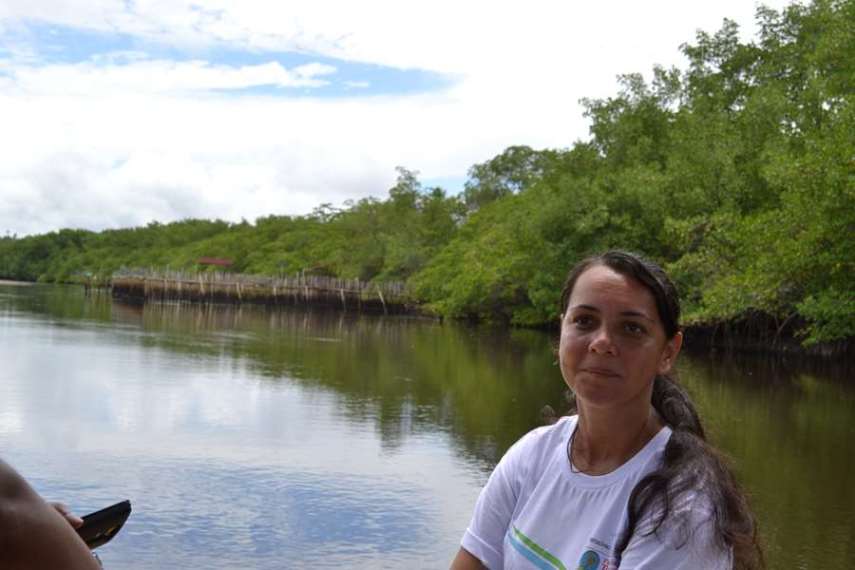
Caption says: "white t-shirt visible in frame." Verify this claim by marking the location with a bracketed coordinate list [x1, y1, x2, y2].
[461, 416, 731, 570]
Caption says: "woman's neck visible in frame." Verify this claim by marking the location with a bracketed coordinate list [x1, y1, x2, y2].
[571, 403, 662, 475]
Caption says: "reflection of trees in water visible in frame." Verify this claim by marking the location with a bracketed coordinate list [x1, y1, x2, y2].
[677, 350, 855, 570]
[124, 300, 567, 470]
[0, 282, 114, 323]
[681, 346, 852, 389]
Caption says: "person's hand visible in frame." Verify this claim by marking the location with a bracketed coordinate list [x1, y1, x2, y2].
[50, 502, 84, 528]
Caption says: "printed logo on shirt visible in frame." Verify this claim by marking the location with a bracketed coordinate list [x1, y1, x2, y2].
[577, 550, 600, 570]
[506, 525, 569, 570]
[576, 538, 619, 570]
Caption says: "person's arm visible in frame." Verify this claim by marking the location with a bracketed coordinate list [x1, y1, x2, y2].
[0, 460, 101, 570]
[450, 546, 487, 569]
[453, 427, 541, 570]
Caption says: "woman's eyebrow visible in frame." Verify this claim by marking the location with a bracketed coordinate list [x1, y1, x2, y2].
[569, 304, 599, 312]
[570, 304, 655, 322]
[620, 310, 655, 322]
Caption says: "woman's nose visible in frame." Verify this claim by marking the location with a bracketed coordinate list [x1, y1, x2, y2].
[588, 327, 617, 355]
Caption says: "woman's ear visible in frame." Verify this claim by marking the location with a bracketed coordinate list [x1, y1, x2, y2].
[658, 331, 683, 375]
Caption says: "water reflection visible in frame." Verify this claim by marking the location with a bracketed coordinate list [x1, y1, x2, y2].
[121, 297, 569, 469]
[0, 283, 853, 568]
[678, 353, 855, 568]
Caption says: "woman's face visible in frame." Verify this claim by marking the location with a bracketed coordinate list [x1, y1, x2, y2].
[559, 264, 682, 412]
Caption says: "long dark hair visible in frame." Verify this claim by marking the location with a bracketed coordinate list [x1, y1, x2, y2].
[560, 250, 763, 569]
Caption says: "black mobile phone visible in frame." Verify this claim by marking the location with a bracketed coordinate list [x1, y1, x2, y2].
[76, 500, 132, 549]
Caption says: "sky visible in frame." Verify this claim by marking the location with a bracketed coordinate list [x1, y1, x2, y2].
[0, 0, 793, 237]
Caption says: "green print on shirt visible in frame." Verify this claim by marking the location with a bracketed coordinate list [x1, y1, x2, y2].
[511, 526, 568, 570]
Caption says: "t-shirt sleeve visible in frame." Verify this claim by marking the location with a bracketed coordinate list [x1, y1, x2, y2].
[618, 499, 732, 570]
[460, 437, 528, 569]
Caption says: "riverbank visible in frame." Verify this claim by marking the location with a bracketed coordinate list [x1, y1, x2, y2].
[110, 270, 417, 315]
[1, 277, 849, 361]
[682, 324, 854, 361]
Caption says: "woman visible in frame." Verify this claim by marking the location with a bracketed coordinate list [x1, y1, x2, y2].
[451, 251, 761, 569]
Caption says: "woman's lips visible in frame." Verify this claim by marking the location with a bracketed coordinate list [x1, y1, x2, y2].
[582, 367, 620, 378]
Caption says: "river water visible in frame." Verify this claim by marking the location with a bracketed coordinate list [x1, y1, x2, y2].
[0, 283, 852, 569]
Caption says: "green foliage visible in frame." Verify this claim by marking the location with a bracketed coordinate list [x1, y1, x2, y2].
[798, 289, 855, 344]
[415, 0, 853, 345]
[411, 193, 541, 322]
[463, 145, 560, 211]
[0, 0, 851, 348]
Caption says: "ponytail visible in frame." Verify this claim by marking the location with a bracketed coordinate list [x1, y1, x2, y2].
[651, 374, 704, 438]
[614, 375, 763, 569]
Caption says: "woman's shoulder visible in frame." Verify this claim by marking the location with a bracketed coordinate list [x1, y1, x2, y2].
[503, 415, 576, 463]
[522, 414, 575, 444]
[633, 466, 727, 551]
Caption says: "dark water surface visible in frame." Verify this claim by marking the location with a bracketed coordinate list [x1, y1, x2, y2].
[0, 283, 852, 568]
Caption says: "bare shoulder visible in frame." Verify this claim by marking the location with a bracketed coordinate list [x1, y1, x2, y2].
[0, 459, 100, 570]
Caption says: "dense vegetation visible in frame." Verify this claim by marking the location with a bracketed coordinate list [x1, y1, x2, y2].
[1, 0, 852, 347]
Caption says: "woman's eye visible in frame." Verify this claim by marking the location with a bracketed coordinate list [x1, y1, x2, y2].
[572, 315, 595, 328]
[624, 322, 646, 335]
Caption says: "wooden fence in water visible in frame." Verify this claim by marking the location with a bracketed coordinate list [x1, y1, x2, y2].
[111, 269, 416, 315]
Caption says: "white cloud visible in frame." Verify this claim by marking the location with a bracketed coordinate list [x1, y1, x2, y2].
[2, 59, 336, 96]
[0, 0, 793, 235]
[344, 81, 370, 89]
[0, 1, 785, 72]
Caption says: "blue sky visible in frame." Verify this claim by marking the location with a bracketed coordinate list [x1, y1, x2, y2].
[2, 21, 456, 98]
[0, 0, 790, 235]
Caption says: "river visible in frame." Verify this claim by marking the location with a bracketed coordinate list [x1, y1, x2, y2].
[0, 283, 852, 568]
